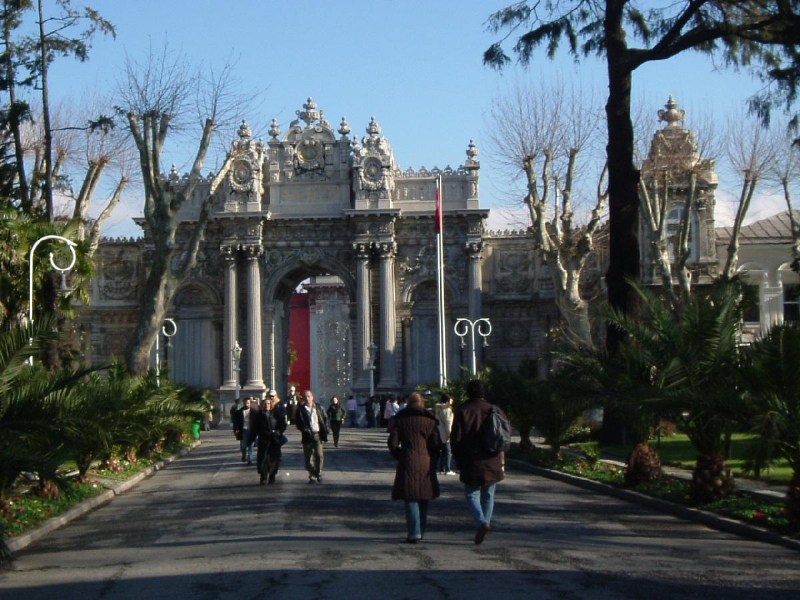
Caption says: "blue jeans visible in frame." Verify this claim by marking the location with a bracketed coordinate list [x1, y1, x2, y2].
[437, 441, 452, 472]
[464, 483, 496, 526]
[240, 430, 253, 462]
[404, 500, 428, 539]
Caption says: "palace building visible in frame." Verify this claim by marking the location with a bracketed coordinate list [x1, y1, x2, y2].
[79, 97, 798, 410]
[81, 98, 558, 407]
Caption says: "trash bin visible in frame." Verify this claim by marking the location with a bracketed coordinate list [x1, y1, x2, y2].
[191, 420, 202, 440]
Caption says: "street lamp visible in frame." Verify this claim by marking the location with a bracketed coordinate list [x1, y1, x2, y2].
[155, 318, 178, 386]
[367, 342, 378, 398]
[28, 234, 78, 364]
[453, 318, 492, 376]
[232, 340, 243, 400]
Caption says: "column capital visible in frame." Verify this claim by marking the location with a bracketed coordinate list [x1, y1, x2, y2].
[353, 242, 372, 260]
[243, 245, 263, 260]
[466, 240, 484, 259]
[374, 241, 397, 259]
[221, 244, 238, 259]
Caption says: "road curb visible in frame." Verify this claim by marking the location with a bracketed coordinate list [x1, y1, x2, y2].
[5, 441, 201, 555]
[509, 459, 800, 553]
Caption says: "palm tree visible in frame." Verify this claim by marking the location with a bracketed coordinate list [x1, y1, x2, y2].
[487, 361, 537, 449]
[0, 317, 96, 499]
[659, 281, 745, 503]
[740, 324, 800, 530]
[569, 280, 745, 500]
[560, 303, 668, 484]
[528, 374, 592, 460]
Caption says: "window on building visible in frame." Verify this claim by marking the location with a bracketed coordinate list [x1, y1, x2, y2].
[665, 206, 698, 262]
[741, 284, 760, 324]
[784, 284, 800, 323]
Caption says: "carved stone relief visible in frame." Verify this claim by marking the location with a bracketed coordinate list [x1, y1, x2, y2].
[99, 256, 138, 301]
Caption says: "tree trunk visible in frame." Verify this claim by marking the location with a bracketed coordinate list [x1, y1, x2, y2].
[37, 0, 54, 221]
[691, 453, 735, 504]
[126, 247, 174, 375]
[600, 4, 639, 445]
[604, 41, 640, 350]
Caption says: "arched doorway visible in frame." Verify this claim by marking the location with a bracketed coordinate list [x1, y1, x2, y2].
[263, 256, 355, 403]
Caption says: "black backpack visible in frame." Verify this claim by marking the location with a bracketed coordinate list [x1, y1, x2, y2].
[480, 405, 512, 455]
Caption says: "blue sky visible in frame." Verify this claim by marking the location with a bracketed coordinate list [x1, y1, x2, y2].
[38, 1, 778, 237]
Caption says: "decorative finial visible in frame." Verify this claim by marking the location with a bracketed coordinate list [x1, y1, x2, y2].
[268, 118, 281, 139]
[466, 139, 479, 161]
[297, 97, 320, 127]
[237, 120, 252, 141]
[366, 116, 381, 137]
[338, 116, 351, 138]
[657, 96, 685, 128]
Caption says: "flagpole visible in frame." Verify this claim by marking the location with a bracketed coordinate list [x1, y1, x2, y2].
[435, 174, 447, 389]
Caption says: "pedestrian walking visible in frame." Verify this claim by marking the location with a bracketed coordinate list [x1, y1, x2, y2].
[254, 394, 286, 485]
[234, 397, 255, 464]
[230, 398, 243, 442]
[346, 394, 359, 427]
[388, 392, 441, 543]
[384, 396, 399, 431]
[451, 379, 506, 545]
[295, 389, 330, 483]
[360, 396, 376, 428]
[326, 396, 347, 447]
[434, 393, 456, 475]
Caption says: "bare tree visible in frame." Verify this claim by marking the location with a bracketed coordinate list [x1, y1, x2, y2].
[117, 45, 239, 374]
[722, 115, 781, 279]
[488, 82, 607, 348]
[772, 134, 800, 272]
[20, 100, 132, 256]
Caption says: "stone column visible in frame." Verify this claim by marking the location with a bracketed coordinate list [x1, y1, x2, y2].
[244, 245, 264, 390]
[466, 241, 484, 320]
[222, 246, 238, 388]
[354, 242, 372, 387]
[377, 241, 398, 389]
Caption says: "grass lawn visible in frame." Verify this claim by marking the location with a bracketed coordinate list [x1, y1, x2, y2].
[600, 434, 793, 484]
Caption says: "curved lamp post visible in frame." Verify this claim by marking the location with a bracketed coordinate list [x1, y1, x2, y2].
[28, 235, 78, 364]
[453, 317, 492, 376]
[155, 318, 178, 386]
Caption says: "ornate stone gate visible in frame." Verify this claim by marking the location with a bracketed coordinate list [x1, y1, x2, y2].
[189, 98, 485, 404]
[82, 98, 563, 410]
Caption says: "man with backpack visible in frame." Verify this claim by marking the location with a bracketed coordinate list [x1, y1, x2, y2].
[450, 379, 510, 545]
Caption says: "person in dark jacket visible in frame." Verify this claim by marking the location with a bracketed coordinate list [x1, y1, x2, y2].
[254, 392, 287, 485]
[294, 389, 330, 483]
[388, 392, 441, 543]
[326, 396, 347, 447]
[451, 379, 506, 545]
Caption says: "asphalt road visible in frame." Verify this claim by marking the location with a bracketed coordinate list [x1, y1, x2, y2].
[1, 425, 798, 600]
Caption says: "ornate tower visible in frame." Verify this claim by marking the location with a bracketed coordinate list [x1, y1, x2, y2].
[639, 97, 719, 284]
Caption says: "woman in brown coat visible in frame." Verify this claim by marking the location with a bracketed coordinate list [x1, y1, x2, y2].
[388, 392, 441, 543]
